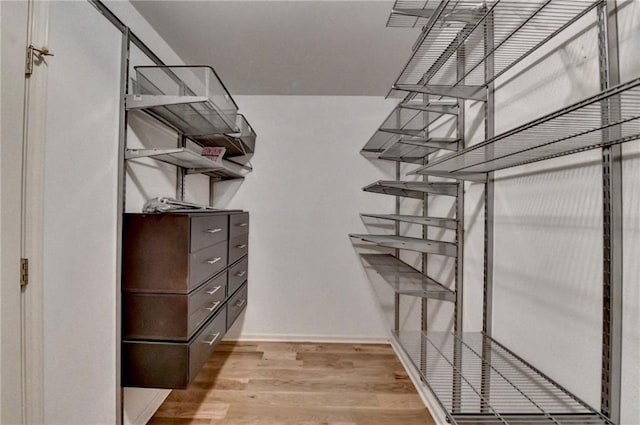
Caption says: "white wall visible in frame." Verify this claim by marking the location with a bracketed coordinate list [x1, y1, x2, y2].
[43, 2, 121, 423]
[618, 5, 640, 422]
[214, 95, 395, 341]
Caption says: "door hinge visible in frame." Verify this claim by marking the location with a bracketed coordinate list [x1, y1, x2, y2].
[20, 258, 29, 287]
[25, 45, 54, 77]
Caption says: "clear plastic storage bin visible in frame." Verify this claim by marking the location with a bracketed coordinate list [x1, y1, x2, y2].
[197, 114, 256, 156]
[133, 66, 239, 135]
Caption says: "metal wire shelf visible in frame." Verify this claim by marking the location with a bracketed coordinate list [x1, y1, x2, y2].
[360, 254, 455, 302]
[380, 142, 440, 163]
[350, 234, 457, 257]
[361, 213, 457, 230]
[394, 331, 613, 425]
[125, 148, 245, 180]
[364, 180, 458, 198]
[362, 133, 459, 160]
[361, 95, 459, 161]
[411, 77, 640, 177]
[388, 0, 599, 90]
[127, 66, 239, 135]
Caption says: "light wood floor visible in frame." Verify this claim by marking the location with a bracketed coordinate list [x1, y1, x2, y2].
[149, 341, 435, 425]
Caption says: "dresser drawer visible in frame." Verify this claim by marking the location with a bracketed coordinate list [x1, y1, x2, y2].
[189, 240, 228, 290]
[122, 306, 227, 389]
[188, 273, 227, 336]
[188, 305, 227, 383]
[123, 212, 233, 293]
[123, 272, 227, 341]
[228, 233, 249, 264]
[190, 215, 228, 252]
[227, 282, 248, 330]
[228, 257, 248, 295]
[229, 212, 249, 239]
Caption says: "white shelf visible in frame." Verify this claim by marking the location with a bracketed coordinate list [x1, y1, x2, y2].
[360, 254, 455, 302]
[394, 331, 613, 425]
[350, 234, 457, 257]
[125, 148, 245, 180]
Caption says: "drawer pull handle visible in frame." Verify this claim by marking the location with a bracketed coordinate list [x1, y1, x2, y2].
[236, 271, 247, 278]
[205, 301, 221, 312]
[238, 223, 248, 227]
[207, 285, 222, 295]
[206, 228, 223, 234]
[203, 332, 221, 346]
[207, 257, 222, 264]
[234, 299, 246, 308]
[236, 244, 248, 249]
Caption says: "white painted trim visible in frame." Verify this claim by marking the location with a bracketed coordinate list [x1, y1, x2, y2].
[224, 333, 390, 344]
[389, 338, 449, 425]
[125, 390, 170, 425]
[22, 1, 50, 423]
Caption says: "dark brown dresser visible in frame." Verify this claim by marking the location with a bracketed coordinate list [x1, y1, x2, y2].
[121, 210, 249, 388]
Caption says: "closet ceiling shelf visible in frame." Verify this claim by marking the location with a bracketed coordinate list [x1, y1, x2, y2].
[361, 213, 457, 230]
[363, 180, 458, 198]
[360, 254, 455, 302]
[411, 77, 640, 175]
[125, 148, 245, 180]
[387, 0, 600, 89]
[394, 331, 613, 425]
[349, 234, 457, 257]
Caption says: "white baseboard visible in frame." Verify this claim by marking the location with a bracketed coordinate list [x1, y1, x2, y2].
[223, 333, 390, 344]
[123, 389, 170, 425]
[389, 339, 449, 425]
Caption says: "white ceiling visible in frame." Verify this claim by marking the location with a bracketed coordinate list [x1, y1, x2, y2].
[130, 1, 420, 96]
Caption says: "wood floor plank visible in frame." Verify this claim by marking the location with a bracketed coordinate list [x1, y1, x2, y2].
[197, 366, 407, 382]
[153, 401, 229, 420]
[214, 405, 434, 425]
[147, 418, 213, 425]
[149, 341, 434, 425]
[245, 379, 419, 394]
[167, 390, 381, 408]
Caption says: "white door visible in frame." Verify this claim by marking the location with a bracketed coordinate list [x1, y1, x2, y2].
[0, 1, 29, 420]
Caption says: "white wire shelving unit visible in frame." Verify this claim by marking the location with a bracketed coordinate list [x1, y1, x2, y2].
[395, 331, 613, 425]
[352, 0, 632, 424]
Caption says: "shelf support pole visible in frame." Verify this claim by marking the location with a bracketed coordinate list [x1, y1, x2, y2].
[598, 1, 622, 423]
[420, 94, 430, 377]
[451, 30, 469, 414]
[394, 162, 401, 333]
[481, 7, 496, 415]
[176, 135, 187, 201]
[113, 27, 131, 425]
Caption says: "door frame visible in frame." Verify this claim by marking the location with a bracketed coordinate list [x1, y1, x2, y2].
[1, 0, 50, 423]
